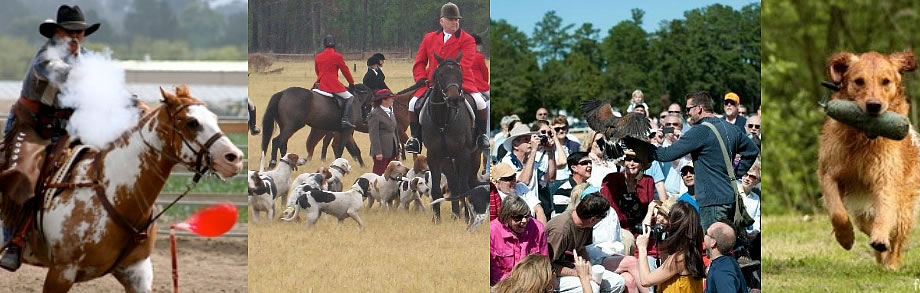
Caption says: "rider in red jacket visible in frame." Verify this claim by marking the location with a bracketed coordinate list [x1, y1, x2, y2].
[405, 2, 489, 154]
[314, 35, 357, 129]
[471, 34, 490, 97]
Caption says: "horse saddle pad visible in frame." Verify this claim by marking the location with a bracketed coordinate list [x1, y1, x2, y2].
[249, 174, 279, 200]
[43, 144, 97, 209]
[311, 88, 334, 98]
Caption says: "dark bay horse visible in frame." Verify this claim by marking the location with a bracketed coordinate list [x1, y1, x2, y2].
[1, 86, 244, 292]
[259, 85, 373, 170]
[306, 84, 418, 162]
[421, 53, 479, 223]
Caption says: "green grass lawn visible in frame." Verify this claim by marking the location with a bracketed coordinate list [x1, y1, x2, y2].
[765, 214, 920, 291]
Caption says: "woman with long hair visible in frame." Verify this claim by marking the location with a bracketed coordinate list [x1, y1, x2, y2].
[493, 254, 595, 293]
[636, 201, 705, 292]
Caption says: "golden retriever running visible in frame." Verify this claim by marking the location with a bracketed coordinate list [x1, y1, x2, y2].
[819, 50, 919, 269]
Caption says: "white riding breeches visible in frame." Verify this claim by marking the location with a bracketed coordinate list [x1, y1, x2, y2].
[409, 92, 487, 112]
[409, 96, 419, 112]
[334, 91, 353, 99]
[470, 92, 487, 110]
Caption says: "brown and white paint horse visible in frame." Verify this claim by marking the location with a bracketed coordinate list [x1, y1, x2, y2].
[12, 85, 243, 292]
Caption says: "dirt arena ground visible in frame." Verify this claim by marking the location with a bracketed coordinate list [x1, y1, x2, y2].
[248, 59, 489, 292]
[0, 236, 247, 292]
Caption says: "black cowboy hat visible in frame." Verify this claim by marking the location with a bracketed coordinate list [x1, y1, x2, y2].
[40, 5, 100, 39]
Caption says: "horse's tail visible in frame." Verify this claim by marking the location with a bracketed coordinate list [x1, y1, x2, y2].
[260, 91, 282, 161]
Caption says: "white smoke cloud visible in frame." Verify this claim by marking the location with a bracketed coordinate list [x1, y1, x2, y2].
[57, 46, 140, 149]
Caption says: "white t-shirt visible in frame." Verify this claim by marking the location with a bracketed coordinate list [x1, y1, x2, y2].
[500, 153, 543, 213]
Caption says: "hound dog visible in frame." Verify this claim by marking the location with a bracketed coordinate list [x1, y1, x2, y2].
[430, 183, 491, 232]
[247, 153, 305, 222]
[281, 177, 371, 229]
[359, 161, 409, 210]
[323, 157, 352, 192]
[398, 175, 429, 212]
[819, 50, 920, 269]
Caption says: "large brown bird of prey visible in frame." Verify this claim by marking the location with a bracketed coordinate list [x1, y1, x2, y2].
[580, 100, 654, 164]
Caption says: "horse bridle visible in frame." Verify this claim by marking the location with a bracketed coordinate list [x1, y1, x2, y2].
[433, 59, 464, 101]
[140, 101, 226, 182]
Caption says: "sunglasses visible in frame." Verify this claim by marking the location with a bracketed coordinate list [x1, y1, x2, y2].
[664, 123, 680, 127]
[540, 130, 551, 135]
[744, 173, 759, 181]
[576, 160, 592, 166]
[668, 110, 681, 115]
[659, 114, 668, 119]
[510, 214, 531, 222]
[685, 105, 698, 115]
[554, 126, 568, 132]
[499, 175, 516, 182]
[624, 156, 639, 163]
[537, 113, 548, 116]
[740, 111, 748, 115]
[747, 124, 761, 130]
[681, 169, 694, 176]
[725, 100, 737, 106]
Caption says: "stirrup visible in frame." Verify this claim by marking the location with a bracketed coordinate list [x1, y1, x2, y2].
[405, 138, 421, 154]
[476, 134, 489, 150]
[0, 245, 22, 272]
[340, 120, 355, 130]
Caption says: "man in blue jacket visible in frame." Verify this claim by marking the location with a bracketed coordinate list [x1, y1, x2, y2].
[650, 91, 759, 230]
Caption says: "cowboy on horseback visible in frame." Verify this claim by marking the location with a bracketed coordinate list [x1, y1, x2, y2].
[314, 34, 358, 130]
[0, 5, 100, 272]
[405, 2, 489, 154]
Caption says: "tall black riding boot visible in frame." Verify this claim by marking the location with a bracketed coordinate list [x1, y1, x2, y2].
[474, 109, 489, 150]
[405, 111, 422, 154]
[340, 98, 355, 130]
[248, 104, 260, 135]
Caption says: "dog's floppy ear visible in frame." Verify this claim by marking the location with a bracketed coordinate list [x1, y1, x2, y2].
[890, 50, 918, 73]
[296, 194, 310, 209]
[356, 177, 371, 197]
[410, 177, 421, 192]
[828, 51, 858, 84]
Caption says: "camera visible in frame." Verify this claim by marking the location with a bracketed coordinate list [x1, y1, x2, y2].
[643, 224, 668, 242]
[539, 134, 550, 146]
[662, 127, 674, 135]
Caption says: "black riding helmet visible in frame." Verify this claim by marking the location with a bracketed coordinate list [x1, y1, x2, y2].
[323, 35, 335, 48]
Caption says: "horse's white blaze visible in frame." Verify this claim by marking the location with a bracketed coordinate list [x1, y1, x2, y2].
[116, 257, 153, 292]
[184, 105, 223, 161]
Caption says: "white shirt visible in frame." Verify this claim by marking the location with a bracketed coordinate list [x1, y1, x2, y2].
[500, 153, 542, 213]
[742, 189, 761, 233]
[380, 106, 393, 118]
[443, 32, 452, 43]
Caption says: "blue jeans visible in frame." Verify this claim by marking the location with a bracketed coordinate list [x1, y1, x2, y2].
[2, 112, 14, 244]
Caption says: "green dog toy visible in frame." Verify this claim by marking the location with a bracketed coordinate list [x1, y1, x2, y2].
[825, 99, 911, 140]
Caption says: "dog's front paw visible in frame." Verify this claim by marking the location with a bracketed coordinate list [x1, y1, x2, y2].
[833, 227, 855, 250]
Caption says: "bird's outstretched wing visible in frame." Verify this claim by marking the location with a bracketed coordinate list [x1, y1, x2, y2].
[581, 100, 618, 133]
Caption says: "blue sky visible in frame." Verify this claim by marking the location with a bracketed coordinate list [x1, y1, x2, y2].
[491, 0, 760, 36]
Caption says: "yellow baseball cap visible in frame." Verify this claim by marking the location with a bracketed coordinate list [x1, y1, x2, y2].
[724, 92, 740, 104]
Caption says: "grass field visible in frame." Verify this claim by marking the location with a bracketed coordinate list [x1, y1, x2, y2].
[764, 214, 920, 291]
[247, 59, 489, 292]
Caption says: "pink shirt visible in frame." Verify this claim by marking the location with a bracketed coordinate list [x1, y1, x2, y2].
[489, 218, 548, 285]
